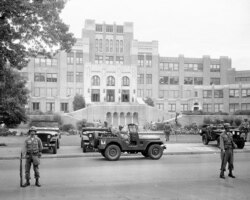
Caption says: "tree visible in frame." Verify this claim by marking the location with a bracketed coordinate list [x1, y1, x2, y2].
[144, 97, 154, 107]
[0, 0, 76, 125]
[0, 67, 29, 127]
[73, 94, 86, 111]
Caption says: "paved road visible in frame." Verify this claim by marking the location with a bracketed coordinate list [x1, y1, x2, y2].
[0, 153, 250, 200]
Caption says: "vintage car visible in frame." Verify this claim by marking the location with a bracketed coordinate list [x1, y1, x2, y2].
[34, 127, 61, 154]
[81, 124, 166, 161]
[199, 123, 246, 149]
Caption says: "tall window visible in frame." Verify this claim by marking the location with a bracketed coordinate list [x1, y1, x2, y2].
[203, 104, 212, 112]
[215, 104, 223, 112]
[32, 102, 40, 111]
[76, 52, 83, 65]
[91, 75, 100, 86]
[91, 89, 100, 102]
[229, 89, 239, 98]
[121, 90, 129, 102]
[47, 88, 57, 97]
[105, 56, 114, 64]
[107, 76, 115, 86]
[110, 39, 113, 52]
[116, 40, 119, 53]
[106, 25, 113, 33]
[34, 73, 45, 82]
[95, 39, 98, 52]
[67, 72, 74, 82]
[122, 76, 130, 86]
[169, 104, 176, 112]
[120, 40, 123, 53]
[95, 24, 102, 32]
[145, 55, 152, 67]
[214, 90, 223, 98]
[66, 88, 73, 96]
[184, 77, 193, 85]
[181, 104, 189, 111]
[159, 76, 169, 85]
[137, 89, 144, 97]
[67, 52, 74, 64]
[46, 102, 55, 112]
[203, 90, 212, 98]
[229, 103, 239, 113]
[137, 74, 144, 84]
[99, 39, 102, 52]
[194, 77, 203, 85]
[138, 55, 144, 67]
[105, 39, 109, 52]
[46, 73, 57, 82]
[76, 72, 83, 83]
[146, 74, 152, 84]
[210, 78, 220, 85]
[61, 103, 68, 112]
[95, 55, 103, 64]
[34, 88, 40, 97]
[146, 89, 152, 97]
[157, 103, 164, 110]
[241, 103, 250, 110]
[210, 64, 220, 72]
[241, 89, 250, 97]
[40, 58, 46, 67]
[169, 76, 179, 85]
[116, 56, 124, 64]
[76, 88, 82, 95]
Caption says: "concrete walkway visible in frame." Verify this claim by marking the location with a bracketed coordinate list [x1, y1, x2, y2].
[1, 142, 250, 160]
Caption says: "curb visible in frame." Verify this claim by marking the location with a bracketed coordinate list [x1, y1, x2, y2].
[1, 149, 250, 161]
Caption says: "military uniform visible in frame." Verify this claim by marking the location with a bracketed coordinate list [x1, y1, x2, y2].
[219, 130, 236, 178]
[164, 123, 172, 142]
[239, 120, 249, 141]
[23, 134, 43, 186]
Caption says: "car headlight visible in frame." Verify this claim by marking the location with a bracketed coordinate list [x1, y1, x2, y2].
[88, 134, 92, 138]
[47, 135, 51, 139]
[232, 131, 235, 135]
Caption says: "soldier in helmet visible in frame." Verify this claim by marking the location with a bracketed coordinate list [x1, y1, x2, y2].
[239, 118, 249, 141]
[22, 126, 43, 187]
[219, 123, 237, 179]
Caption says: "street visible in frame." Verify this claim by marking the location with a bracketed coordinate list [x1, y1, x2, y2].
[0, 153, 250, 200]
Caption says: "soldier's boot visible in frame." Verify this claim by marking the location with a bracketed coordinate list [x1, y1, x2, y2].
[228, 170, 235, 178]
[23, 180, 30, 187]
[35, 178, 41, 187]
[220, 171, 225, 179]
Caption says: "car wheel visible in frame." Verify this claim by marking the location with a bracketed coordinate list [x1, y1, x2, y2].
[141, 151, 149, 158]
[237, 140, 245, 149]
[105, 144, 121, 161]
[53, 143, 57, 154]
[82, 143, 87, 153]
[148, 144, 163, 160]
[202, 134, 209, 145]
[57, 140, 60, 149]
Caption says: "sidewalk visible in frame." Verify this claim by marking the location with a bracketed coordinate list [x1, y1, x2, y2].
[1, 142, 250, 160]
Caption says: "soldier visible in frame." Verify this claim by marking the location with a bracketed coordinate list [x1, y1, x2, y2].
[239, 118, 249, 141]
[164, 122, 172, 142]
[22, 127, 43, 187]
[219, 124, 237, 179]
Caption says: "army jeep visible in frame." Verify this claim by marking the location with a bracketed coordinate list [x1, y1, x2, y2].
[82, 123, 166, 161]
[199, 123, 246, 149]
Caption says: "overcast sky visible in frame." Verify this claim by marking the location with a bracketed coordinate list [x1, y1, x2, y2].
[61, 0, 250, 71]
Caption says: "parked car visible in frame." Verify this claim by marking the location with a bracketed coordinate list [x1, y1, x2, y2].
[81, 123, 166, 161]
[199, 123, 246, 149]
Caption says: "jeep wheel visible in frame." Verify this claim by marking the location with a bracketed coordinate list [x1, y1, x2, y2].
[101, 151, 106, 158]
[105, 144, 121, 161]
[237, 141, 245, 149]
[82, 143, 87, 153]
[202, 134, 209, 145]
[53, 144, 57, 154]
[141, 151, 149, 158]
[57, 140, 60, 149]
[148, 144, 163, 160]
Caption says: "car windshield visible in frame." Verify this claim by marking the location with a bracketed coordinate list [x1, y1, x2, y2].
[128, 125, 138, 132]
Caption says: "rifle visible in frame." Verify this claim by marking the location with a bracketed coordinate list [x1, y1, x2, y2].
[20, 152, 23, 187]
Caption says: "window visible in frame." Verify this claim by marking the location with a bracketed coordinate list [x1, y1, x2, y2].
[184, 77, 193, 85]
[215, 104, 223, 112]
[105, 56, 114, 64]
[46, 58, 52, 67]
[169, 104, 176, 112]
[106, 25, 113, 33]
[46, 102, 55, 112]
[46, 73, 57, 82]
[229, 103, 239, 113]
[99, 39, 102, 52]
[146, 89, 152, 97]
[194, 77, 203, 85]
[34, 88, 40, 97]
[145, 55, 152, 67]
[76, 52, 83, 65]
[241, 103, 250, 110]
[203, 104, 212, 112]
[61, 103, 68, 112]
[121, 90, 130, 102]
[40, 58, 46, 67]
[122, 76, 130, 86]
[32, 102, 40, 111]
[210, 64, 220, 72]
[47, 88, 57, 97]
[229, 89, 239, 98]
[106, 89, 115, 102]
[203, 90, 212, 98]
[107, 76, 115, 86]
[241, 89, 250, 97]
[95, 39, 98, 52]
[76, 88, 82, 95]
[137, 74, 144, 84]
[67, 72, 74, 82]
[159, 90, 168, 98]
[210, 78, 220, 85]
[169, 76, 179, 85]
[105, 39, 109, 52]
[34, 73, 45, 82]
[159, 62, 179, 71]
[137, 89, 144, 97]
[157, 103, 164, 110]
[116, 56, 124, 64]
[76, 72, 83, 83]
[95, 55, 103, 64]
[95, 24, 102, 32]
[184, 63, 203, 72]
[235, 77, 250, 83]
[67, 52, 74, 65]
[66, 88, 73, 96]
[138, 55, 144, 67]
[91, 75, 100, 86]
[146, 74, 152, 84]
[181, 104, 189, 111]
[52, 59, 57, 67]
[116, 25, 123, 33]
[91, 89, 100, 102]
[116, 40, 119, 53]
[120, 40, 123, 53]
[35, 58, 40, 67]
[169, 90, 179, 98]
[214, 90, 223, 98]
[110, 39, 113, 52]
[159, 76, 168, 84]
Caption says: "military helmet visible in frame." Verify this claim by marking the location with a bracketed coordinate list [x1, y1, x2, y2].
[29, 126, 37, 133]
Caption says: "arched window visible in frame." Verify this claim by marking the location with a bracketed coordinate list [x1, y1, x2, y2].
[122, 76, 130, 86]
[107, 76, 115, 86]
[91, 75, 100, 86]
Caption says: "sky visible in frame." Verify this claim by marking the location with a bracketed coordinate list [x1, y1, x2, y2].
[60, 0, 250, 71]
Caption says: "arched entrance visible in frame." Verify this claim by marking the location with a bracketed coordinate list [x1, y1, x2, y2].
[126, 112, 132, 124]
[113, 112, 118, 128]
[106, 112, 112, 126]
[133, 112, 139, 124]
[120, 112, 125, 126]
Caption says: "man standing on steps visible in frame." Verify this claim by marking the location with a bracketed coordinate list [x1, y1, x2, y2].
[219, 124, 237, 179]
[22, 127, 43, 187]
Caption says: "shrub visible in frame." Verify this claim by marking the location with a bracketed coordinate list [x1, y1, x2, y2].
[61, 124, 74, 132]
[204, 117, 212, 124]
[234, 110, 250, 115]
[76, 119, 87, 131]
[234, 118, 242, 127]
[223, 116, 234, 125]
